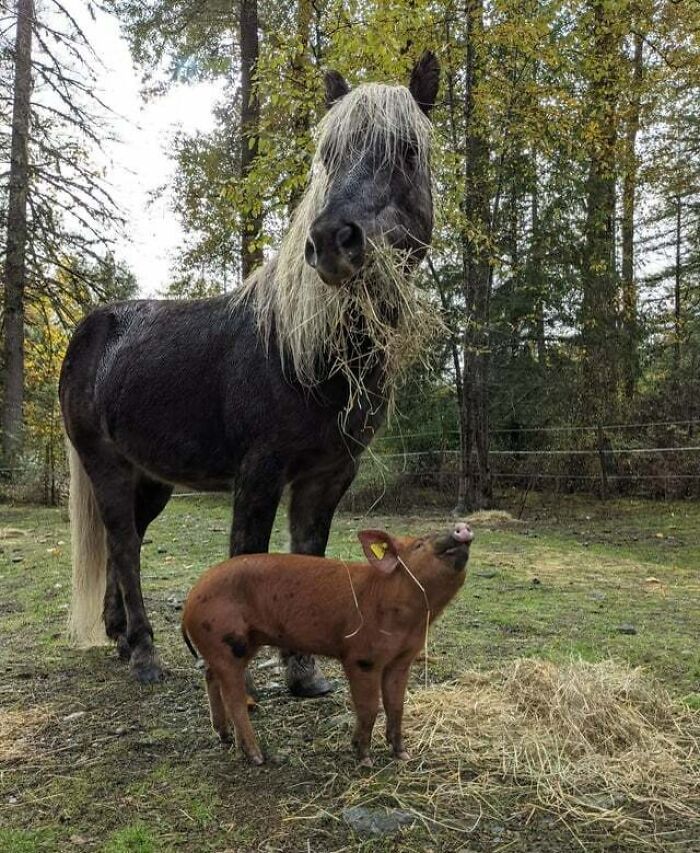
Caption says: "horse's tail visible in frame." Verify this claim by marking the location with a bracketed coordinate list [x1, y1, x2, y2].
[67, 439, 109, 647]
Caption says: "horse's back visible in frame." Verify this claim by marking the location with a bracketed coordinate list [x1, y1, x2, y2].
[60, 297, 248, 483]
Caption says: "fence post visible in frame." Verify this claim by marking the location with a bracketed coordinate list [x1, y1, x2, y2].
[597, 425, 609, 501]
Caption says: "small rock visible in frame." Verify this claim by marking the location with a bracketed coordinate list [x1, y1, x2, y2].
[475, 570, 498, 579]
[114, 726, 128, 736]
[530, 577, 541, 586]
[157, 547, 168, 554]
[166, 596, 182, 610]
[70, 835, 89, 846]
[143, 538, 153, 545]
[616, 624, 637, 635]
[11, 556, 23, 563]
[589, 591, 606, 601]
[63, 711, 86, 722]
[7, 795, 18, 805]
[342, 806, 415, 838]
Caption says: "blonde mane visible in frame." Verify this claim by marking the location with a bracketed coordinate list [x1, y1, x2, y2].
[234, 82, 437, 404]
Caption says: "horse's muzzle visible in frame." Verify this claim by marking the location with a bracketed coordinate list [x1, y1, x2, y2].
[305, 216, 366, 285]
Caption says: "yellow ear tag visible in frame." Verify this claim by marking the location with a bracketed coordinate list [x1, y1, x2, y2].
[370, 542, 387, 559]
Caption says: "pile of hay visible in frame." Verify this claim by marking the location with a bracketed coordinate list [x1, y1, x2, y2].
[301, 659, 700, 847]
[0, 705, 52, 763]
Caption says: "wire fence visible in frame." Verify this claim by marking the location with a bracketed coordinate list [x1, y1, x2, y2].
[3, 419, 700, 507]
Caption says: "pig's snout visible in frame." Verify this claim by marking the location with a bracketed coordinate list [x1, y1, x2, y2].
[452, 522, 474, 544]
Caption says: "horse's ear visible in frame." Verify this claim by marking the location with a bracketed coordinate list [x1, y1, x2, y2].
[324, 70, 350, 110]
[358, 529, 400, 574]
[409, 50, 440, 114]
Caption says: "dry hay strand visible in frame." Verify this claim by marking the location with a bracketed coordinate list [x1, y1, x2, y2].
[294, 659, 700, 847]
[0, 705, 53, 763]
[0, 527, 29, 542]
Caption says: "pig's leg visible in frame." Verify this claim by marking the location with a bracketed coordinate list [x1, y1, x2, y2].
[205, 668, 231, 744]
[343, 661, 381, 767]
[216, 663, 264, 765]
[381, 660, 412, 760]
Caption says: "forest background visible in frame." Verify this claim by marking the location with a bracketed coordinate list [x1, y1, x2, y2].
[1, 0, 699, 511]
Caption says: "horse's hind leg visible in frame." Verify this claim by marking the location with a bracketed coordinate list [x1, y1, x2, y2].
[105, 478, 173, 663]
[85, 453, 164, 684]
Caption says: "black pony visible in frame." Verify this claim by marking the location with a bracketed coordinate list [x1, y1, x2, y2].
[59, 53, 440, 689]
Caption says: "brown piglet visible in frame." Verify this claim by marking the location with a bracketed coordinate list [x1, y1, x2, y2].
[181, 522, 474, 766]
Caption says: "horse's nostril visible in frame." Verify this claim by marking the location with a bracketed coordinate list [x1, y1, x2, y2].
[304, 237, 317, 268]
[336, 221, 364, 256]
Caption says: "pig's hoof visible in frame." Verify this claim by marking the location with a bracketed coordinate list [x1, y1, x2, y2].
[286, 654, 333, 698]
[247, 751, 265, 766]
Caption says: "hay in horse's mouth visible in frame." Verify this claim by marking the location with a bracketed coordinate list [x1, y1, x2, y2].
[234, 81, 440, 418]
[239, 238, 442, 418]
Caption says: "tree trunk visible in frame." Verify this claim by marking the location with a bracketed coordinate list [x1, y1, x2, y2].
[456, 0, 492, 513]
[529, 155, 546, 365]
[239, 0, 263, 280]
[288, 0, 313, 214]
[2, 0, 34, 467]
[674, 193, 682, 372]
[621, 31, 643, 398]
[580, 1, 621, 429]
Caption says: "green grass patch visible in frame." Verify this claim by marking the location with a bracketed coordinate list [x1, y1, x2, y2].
[1, 493, 698, 851]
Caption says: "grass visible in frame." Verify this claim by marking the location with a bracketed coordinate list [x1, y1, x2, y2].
[0, 492, 699, 851]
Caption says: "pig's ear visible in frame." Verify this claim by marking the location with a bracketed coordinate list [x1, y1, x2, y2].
[358, 530, 400, 574]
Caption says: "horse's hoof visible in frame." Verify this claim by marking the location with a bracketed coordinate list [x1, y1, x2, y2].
[286, 654, 333, 698]
[358, 756, 373, 768]
[246, 751, 265, 766]
[116, 636, 131, 661]
[132, 662, 165, 684]
[394, 750, 410, 762]
[129, 653, 165, 685]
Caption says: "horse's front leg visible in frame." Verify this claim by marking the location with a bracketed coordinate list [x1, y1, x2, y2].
[229, 456, 285, 701]
[229, 455, 285, 557]
[284, 458, 358, 697]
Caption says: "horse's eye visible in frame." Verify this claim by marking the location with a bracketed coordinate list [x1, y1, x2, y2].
[403, 142, 418, 171]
